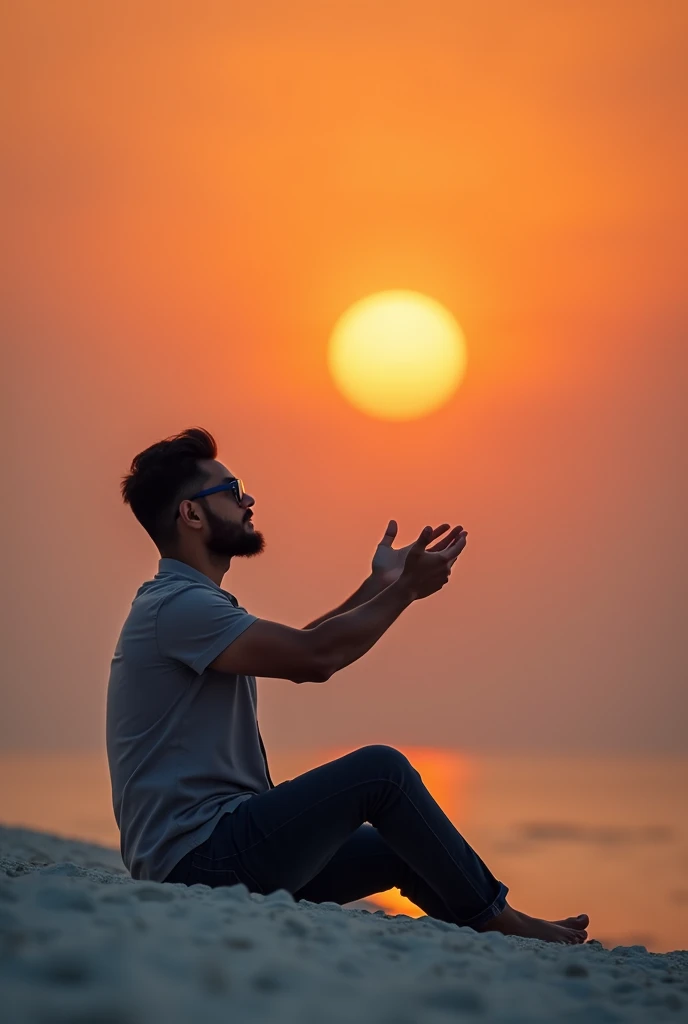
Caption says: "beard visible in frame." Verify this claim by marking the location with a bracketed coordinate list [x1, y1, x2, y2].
[203, 503, 266, 559]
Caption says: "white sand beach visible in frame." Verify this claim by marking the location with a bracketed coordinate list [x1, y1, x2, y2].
[1, 825, 686, 1023]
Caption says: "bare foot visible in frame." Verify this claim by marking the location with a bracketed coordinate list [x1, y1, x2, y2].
[477, 904, 588, 944]
[553, 914, 589, 931]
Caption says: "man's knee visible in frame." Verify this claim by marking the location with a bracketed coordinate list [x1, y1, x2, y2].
[351, 744, 412, 772]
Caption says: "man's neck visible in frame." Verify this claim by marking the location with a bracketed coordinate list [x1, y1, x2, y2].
[160, 549, 230, 587]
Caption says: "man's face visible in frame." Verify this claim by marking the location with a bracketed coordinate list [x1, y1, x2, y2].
[191, 459, 265, 559]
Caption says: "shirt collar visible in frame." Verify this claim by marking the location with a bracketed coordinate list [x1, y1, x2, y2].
[157, 557, 222, 591]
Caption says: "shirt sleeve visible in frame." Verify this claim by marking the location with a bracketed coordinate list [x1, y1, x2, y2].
[156, 585, 259, 675]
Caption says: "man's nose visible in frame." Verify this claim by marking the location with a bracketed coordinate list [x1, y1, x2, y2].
[242, 492, 255, 508]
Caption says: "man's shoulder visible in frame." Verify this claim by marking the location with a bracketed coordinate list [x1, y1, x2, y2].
[121, 576, 206, 629]
[133, 575, 248, 615]
[132, 573, 193, 605]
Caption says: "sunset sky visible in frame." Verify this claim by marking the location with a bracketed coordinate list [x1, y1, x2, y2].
[3, 0, 687, 756]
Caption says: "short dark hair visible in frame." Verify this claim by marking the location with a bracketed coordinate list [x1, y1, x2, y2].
[121, 427, 217, 548]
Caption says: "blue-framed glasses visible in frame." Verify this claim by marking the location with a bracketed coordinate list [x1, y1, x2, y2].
[175, 478, 245, 518]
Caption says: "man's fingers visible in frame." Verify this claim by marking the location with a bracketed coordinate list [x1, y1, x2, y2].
[380, 520, 398, 546]
[443, 531, 468, 561]
[419, 524, 451, 550]
[415, 525, 433, 547]
[416, 524, 465, 552]
[428, 525, 463, 552]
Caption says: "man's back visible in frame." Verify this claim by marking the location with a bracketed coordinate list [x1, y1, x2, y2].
[106, 557, 272, 881]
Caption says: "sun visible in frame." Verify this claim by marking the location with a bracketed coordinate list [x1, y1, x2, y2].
[327, 290, 467, 421]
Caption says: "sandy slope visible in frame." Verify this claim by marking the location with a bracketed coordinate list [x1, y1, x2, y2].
[1, 825, 686, 1023]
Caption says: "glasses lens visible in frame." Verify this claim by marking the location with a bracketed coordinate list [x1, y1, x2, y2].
[236, 478, 245, 502]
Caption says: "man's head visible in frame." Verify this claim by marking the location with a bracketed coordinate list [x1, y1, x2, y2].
[121, 427, 264, 562]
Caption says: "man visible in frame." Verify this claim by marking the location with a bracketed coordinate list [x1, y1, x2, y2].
[106, 426, 589, 943]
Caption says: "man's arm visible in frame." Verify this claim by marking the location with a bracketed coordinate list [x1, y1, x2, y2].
[303, 574, 389, 630]
[306, 524, 465, 680]
[308, 577, 416, 679]
[210, 524, 463, 684]
[303, 520, 459, 629]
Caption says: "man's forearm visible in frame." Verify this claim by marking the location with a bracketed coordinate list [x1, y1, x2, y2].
[307, 577, 415, 678]
[303, 574, 388, 630]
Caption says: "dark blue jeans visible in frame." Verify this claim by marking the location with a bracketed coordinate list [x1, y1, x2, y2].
[164, 744, 508, 929]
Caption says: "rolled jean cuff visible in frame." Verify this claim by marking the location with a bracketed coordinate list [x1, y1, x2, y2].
[459, 881, 509, 929]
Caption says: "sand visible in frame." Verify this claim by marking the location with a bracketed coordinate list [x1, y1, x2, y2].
[1, 825, 686, 1023]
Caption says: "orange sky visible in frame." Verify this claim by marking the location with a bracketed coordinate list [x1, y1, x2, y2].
[2, 1, 687, 755]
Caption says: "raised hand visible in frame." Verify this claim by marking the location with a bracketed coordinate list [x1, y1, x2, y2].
[398, 524, 468, 600]
[371, 520, 466, 586]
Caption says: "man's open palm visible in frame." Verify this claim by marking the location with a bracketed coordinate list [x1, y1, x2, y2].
[371, 520, 466, 585]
